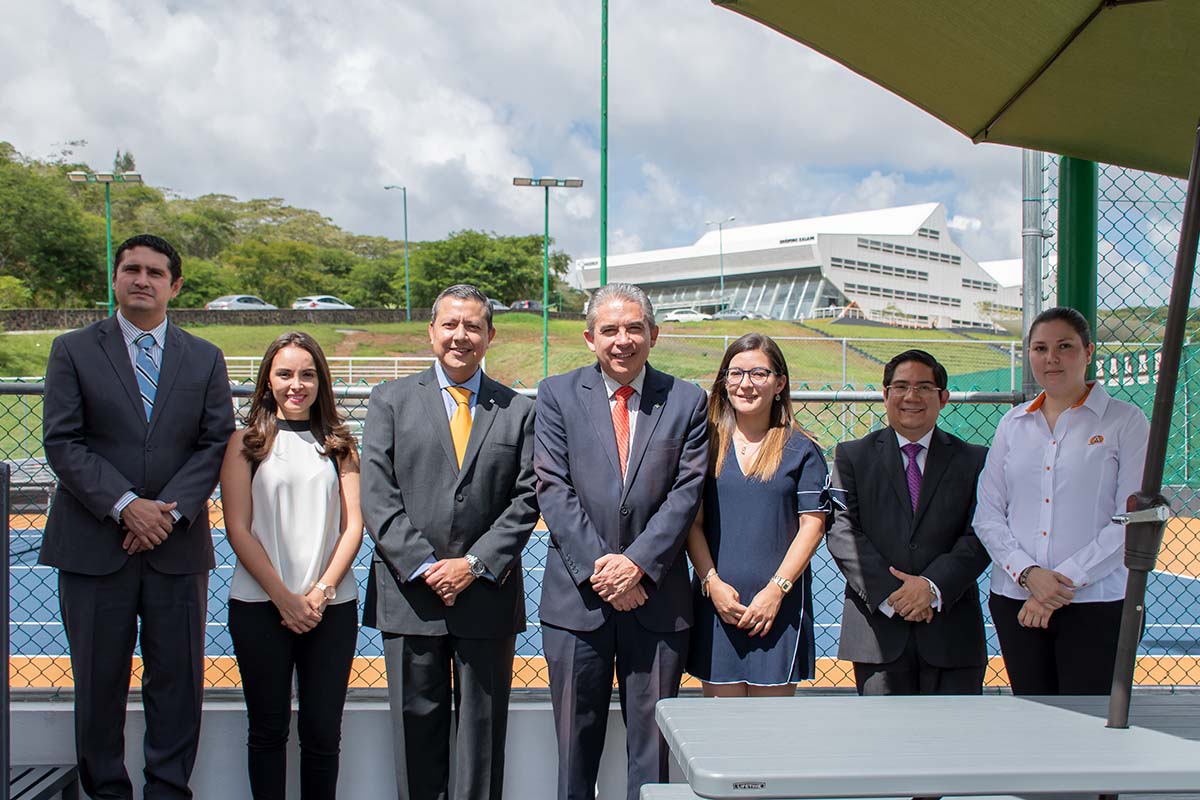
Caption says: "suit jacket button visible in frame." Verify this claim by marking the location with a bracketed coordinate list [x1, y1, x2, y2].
[456, 494, 464, 502]
[620, 506, 629, 516]
[619, 545, 626, 552]
[909, 542, 918, 550]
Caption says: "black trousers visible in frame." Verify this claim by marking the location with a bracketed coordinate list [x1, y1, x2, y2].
[542, 616, 688, 800]
[990, 593, 1124, 695]
[382, 632, 516, 800]
[59, 557, 207, 800]
[853, 632, 985, 696]
[229, 599, 359, 800]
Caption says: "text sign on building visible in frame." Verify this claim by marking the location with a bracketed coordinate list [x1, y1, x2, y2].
[778, 235, 815, 245]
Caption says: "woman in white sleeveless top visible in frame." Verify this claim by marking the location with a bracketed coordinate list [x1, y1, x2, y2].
[219, 331, 362, 799]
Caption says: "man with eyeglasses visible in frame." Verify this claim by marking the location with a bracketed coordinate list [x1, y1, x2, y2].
[827, 349, 990, 695]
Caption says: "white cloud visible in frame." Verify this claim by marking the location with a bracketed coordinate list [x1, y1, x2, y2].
[0, 0, 1023, 264]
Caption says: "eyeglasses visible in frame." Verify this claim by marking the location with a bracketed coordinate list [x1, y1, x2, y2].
[886, 382, 941, 397]
[723, 367, 779, 386]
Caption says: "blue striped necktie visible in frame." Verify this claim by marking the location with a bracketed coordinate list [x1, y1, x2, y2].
[134, 333, 159, 421]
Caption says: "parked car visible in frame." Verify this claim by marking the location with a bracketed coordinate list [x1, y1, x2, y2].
[487, 298, 510, 313]
[509, 299, 543, 312]
[292, 295, 354, 310]
[661, 308, 712, 323]
[205, 294, 277, 310]
[713, 307, 767, 320]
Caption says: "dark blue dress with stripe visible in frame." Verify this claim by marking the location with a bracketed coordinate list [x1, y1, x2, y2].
[687, 432, 832, 685]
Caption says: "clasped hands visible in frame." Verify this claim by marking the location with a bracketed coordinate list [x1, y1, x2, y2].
[1018, 566, 1075, 628]
[705, 576, 784, 637]
[423, 558, 475, 607]
[590, 554, 647, 612]
[888, 567, 934, 623]
[120, 498, 177, 554]
[273, 586, 328, 634]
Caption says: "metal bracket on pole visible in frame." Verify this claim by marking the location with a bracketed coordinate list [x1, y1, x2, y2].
[1111, 505, 1171, 526]
[1115, 492, 1172, 573]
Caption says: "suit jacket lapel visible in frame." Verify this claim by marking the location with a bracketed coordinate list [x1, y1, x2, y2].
[456, 374, 499, 486]
[581, 364, 622, 481]
[98, 316, 148, 428]
[417, 367, 460, 472]
[878, 430, 914, 531]
[621, 365, 668, 500]
[913, 427, 952, 529]
[148, 322, 185, 435]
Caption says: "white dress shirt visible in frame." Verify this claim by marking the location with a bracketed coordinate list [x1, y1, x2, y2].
[600, 366, 647, 465]
[974, 381, 1149, 602]
[879, 427, 943, 618]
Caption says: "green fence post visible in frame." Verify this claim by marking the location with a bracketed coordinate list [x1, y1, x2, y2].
[1058, 156, 1099, 379]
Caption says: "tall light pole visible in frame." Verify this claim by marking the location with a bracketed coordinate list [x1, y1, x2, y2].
[705, 216, 735, 311]
[599, 0, 609, 287]
[513, 177, 583, 379]
[384, 185, 411, 321]
[67, 170, 143, 315]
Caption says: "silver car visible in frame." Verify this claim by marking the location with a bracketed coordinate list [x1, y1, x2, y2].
[292, 295, 354, 310]
[205, 294, 277, 310]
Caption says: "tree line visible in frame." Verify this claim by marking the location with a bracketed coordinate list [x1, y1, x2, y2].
[0, 142, 581, 311]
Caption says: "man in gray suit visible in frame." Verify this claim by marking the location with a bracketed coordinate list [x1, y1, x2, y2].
[534, 283, 708, 800]
[361, 284, 539, 800]
[40, 234, 234, 799]
[827, 349, 990, 695]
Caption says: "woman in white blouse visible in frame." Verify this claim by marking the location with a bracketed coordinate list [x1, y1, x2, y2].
[219, 331, 362, 799]
[974, 307, 1148, 695]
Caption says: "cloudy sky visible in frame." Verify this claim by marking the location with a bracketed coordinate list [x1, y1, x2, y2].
[1, 0, 1024, 264]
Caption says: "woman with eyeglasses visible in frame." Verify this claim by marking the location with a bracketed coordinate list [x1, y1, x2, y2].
[685, 333, 833, 696]
[974, 307, 1149, 695]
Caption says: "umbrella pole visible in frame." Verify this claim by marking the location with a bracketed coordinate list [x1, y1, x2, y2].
[1107, 120, 1200, 729]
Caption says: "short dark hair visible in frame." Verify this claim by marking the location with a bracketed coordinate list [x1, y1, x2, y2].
[883, 348, 948, 390]
[1029, 306, 1092, 349]
[113, 234, 182, 283]
[431, 284, 493, 330]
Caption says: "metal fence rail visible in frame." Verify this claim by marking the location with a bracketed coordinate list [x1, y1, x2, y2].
[5, 380, 1200, 691]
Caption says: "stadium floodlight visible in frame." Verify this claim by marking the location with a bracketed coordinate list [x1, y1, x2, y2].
[513, 175, 584, 378]
[64, 169, 148, 314]
[705, 216, 737, 308]
[384, 185, 412, 321]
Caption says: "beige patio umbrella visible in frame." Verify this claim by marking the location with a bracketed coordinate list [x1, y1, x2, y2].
[711, 0, 1200, 730]
[715, 0, 1198, 178]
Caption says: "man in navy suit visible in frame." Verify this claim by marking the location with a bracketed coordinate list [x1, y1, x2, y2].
[40, 234, 234, 799]
[534, 283, 708, 800]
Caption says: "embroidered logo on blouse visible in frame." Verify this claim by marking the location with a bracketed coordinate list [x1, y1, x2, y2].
[1089, 435, 1105, 445]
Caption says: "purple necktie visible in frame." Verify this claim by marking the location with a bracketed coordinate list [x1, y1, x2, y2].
[901, 442, 924, 512]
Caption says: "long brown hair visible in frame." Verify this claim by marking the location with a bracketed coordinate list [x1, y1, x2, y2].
[242, 331, 356, 465]
[707, 333, 811, 481]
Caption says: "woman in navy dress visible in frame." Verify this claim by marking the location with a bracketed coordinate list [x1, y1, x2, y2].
[686, 333, 832, 696]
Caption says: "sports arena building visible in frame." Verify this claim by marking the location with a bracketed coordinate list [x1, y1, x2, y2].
[571, 203, 1022, 330]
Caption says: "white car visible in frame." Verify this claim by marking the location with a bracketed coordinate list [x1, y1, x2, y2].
[205, 294, 277, 310]
[662, 308, 712, 323]
[292, 295, 354, 310]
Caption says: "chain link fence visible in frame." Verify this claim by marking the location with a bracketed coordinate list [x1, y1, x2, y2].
[7, 369, 1198, 691]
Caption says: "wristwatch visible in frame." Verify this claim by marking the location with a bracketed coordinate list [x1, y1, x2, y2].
[314, 581, 336, 601]
[771, 575, 793, 594]
[465, 554, 486, 578]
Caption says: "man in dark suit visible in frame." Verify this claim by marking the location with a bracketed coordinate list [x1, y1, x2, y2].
[40, 234, 234, 799]
[534, 283, 708, 800]
[827, 348, 990, 695]
[361, 284, 539, 800]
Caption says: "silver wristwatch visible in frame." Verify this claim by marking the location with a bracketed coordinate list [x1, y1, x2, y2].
[314, 581, 336, 601]
[465, 554, 486, 578]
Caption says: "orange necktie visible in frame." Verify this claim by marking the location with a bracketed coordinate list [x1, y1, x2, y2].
[613, 385, 635, 477]
[447, 385, 472, 466]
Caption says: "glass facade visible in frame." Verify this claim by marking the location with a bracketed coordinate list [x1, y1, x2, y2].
[645, 269, 843, 320]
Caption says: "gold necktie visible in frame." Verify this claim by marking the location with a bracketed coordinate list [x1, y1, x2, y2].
[447, 385, 473, 466]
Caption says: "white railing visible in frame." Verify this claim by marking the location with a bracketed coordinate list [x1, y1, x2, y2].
[224, 356, 436, 383]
